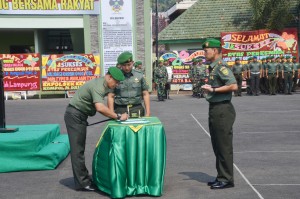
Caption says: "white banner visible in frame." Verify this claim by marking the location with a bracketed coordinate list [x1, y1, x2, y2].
[101, 0, 133, 74]
[0, 0, 100, 15]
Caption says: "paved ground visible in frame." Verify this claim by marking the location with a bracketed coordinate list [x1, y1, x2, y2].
[1, 91, 300, 199]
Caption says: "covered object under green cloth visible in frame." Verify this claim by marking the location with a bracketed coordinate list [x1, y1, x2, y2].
[92, 117, 166, 198]
[0, 124, 70, 173]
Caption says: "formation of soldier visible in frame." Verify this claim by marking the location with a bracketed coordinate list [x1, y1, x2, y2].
[188, 58, 209, 98]
[240, 55, 300, 96]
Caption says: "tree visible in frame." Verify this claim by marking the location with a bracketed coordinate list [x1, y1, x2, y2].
[249, 0, 294, 30]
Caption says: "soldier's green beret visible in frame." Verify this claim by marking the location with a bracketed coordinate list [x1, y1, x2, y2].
[192, 58, 197, 62]
[269, 56, 274, 59]
[198, 58, 203, 62]
[108, 67, 125, 81]
[247, 57, 253, 61]
[235, 58, 240, 61]
[117, 51, 133, 64]
[158, 60, 163, 63]
[261, 58, 266, 61]
[292, 56, 297, 59]
[135, 61, 142, 66]
[266, 56, 271, 59]
[275, 57, 280, 60]
[285, 55, 291, 59]
[202, 39, 221, 48]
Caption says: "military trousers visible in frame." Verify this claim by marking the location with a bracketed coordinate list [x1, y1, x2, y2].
[268, 74, 277, 95]
[64, 105, 91, 189]
[284, 72, 293, 94]
[209, 101, 236, 183]
[234, 74, 242, 96]
[250, 74, 260, 95]
[156, 82, 166, 99]
[292, 72, 298, 91]
[276, 74, 284, 93]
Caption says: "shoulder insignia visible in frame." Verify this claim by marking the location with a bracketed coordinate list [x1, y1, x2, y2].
[134, 78, 139, 83]
[220, 66, 229, 75]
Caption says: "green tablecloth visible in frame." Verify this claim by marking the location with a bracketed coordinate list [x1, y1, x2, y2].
[92, 117, 166, 198]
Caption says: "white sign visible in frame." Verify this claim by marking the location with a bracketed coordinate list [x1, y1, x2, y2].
[101, 0, 133, 73]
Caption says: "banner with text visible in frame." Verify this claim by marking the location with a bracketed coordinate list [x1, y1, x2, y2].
[41, 54, 100, 91]
[101, 0, 133, 74]
[159, 50, 206, 84]
[221, 28, 299, 65]
[0, 0, 100, 15]
[1, 53, 40, 91]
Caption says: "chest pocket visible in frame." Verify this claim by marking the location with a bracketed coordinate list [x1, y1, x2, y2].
[132, 82, 142, 96]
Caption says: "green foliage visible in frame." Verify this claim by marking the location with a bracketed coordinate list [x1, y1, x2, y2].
[249, 0, 294, 30]
[151, 0, 178, 12]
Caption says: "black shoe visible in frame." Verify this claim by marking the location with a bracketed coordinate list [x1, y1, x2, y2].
[210, 181, 234, 189]
[207, 179, 218, 186]
[77, 184, 96, 191]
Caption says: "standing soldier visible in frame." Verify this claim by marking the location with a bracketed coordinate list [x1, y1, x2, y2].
[244, 57, 252, 95]
[231, 58, 244, 96]
[276, 56, 284, 93]
[292, 56, 299, 92]
[164, 59, 173, 99]
[134, 60, 144, 74]
[201, 39, 237, 189]
[282, 56, 294, 95]
[265, 56, 278, 95]
[189, 58, 198, 96]
[248, 56, 262, 96]
[154, 60, 168, 101]
[260, 58, 267, 94]
[108, 52, 151, 117]
[194, 58, 207, 98]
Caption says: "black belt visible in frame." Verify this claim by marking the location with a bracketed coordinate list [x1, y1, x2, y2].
[209, 100, 230, 105]
[284, 72, 292, 73]
[114, 103, 142, 108]
[268, 73, 276, 75]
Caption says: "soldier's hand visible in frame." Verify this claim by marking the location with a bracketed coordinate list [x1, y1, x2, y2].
[120, 113, 129, 121]
[201, 84, 212, 93]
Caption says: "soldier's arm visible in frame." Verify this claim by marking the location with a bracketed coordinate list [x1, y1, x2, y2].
[107, 93, 115, 112]
[143, 90, 151, 117]
[95, 102, 127, 120]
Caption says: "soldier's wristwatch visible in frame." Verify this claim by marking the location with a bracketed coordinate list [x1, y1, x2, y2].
[117, 113, 122, 120]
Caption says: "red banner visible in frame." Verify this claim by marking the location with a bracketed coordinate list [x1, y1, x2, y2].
[0, 54, 41, 91]
[221, 28, 299, 65]
[41, 54, 100, 91]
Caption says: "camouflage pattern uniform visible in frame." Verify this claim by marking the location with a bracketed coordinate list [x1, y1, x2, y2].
[154, 65, 168, 101]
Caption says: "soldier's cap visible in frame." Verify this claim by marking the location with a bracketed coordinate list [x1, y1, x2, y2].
[235, 58, 240, 61]
[261, 58, 266, 61]
[108, 67, 125, 81]
[247, 57, 253, 61]
[253, 56, 258, 59]
[117, 51, 133, 64]
[285, 55, 291, 59]
[192, 58, 197, 62]
[275, 57, 280, 60]
[198, 58, 203, 62]
[292, 56, 297, 59]
[135, 60, 142, 66]
[202, 39, 221, 49]
[269, 56, 275, 59]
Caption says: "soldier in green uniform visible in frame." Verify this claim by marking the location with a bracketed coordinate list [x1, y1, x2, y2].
[201, 39, 237, 189]
[292, 56, 299, 92]
[64, 67, 128, 191]
[154, 60, 168, 101]
[189, 58, 198, 96]
[194, 58, 207, 98]
[248, 56, 262, 96]
[231, 58, 244, 96]
[260, 58, 267, 94]
[282, 56, 295, 95]
[108, 52, 150, 117]
[276, 57, 284, 93]
[134, 60, 144, 74]
[265, 56, 278, 95]
[244, 57, 252, 95]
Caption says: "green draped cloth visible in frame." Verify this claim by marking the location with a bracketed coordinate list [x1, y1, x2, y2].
[92, 117, 166, 198]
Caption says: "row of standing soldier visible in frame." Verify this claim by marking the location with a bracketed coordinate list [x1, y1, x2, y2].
[231, 56, 300, 96]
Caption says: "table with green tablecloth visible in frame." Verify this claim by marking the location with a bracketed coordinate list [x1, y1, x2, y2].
[92, 117, 166, 198]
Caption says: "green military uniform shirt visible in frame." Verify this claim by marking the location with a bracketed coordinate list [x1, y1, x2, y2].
[293, 62, 299, 71]
[206, 58, 237, 103]
[114, 69, 149, 105]
[283, 62, 294, 72]
[231, 64, 244, 74]
[266, 62, 278, 73]
[70, 77, 113, 116]
[154, 66, 168, 84]
[249, 61, 262, 72]
[277, 62, 283, 72]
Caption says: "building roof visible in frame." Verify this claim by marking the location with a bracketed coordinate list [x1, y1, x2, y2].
[158, 0, 300, 44]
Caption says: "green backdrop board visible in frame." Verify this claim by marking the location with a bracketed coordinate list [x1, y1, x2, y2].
[92, 117, 166, 198]
[0, 124, 70, 173]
